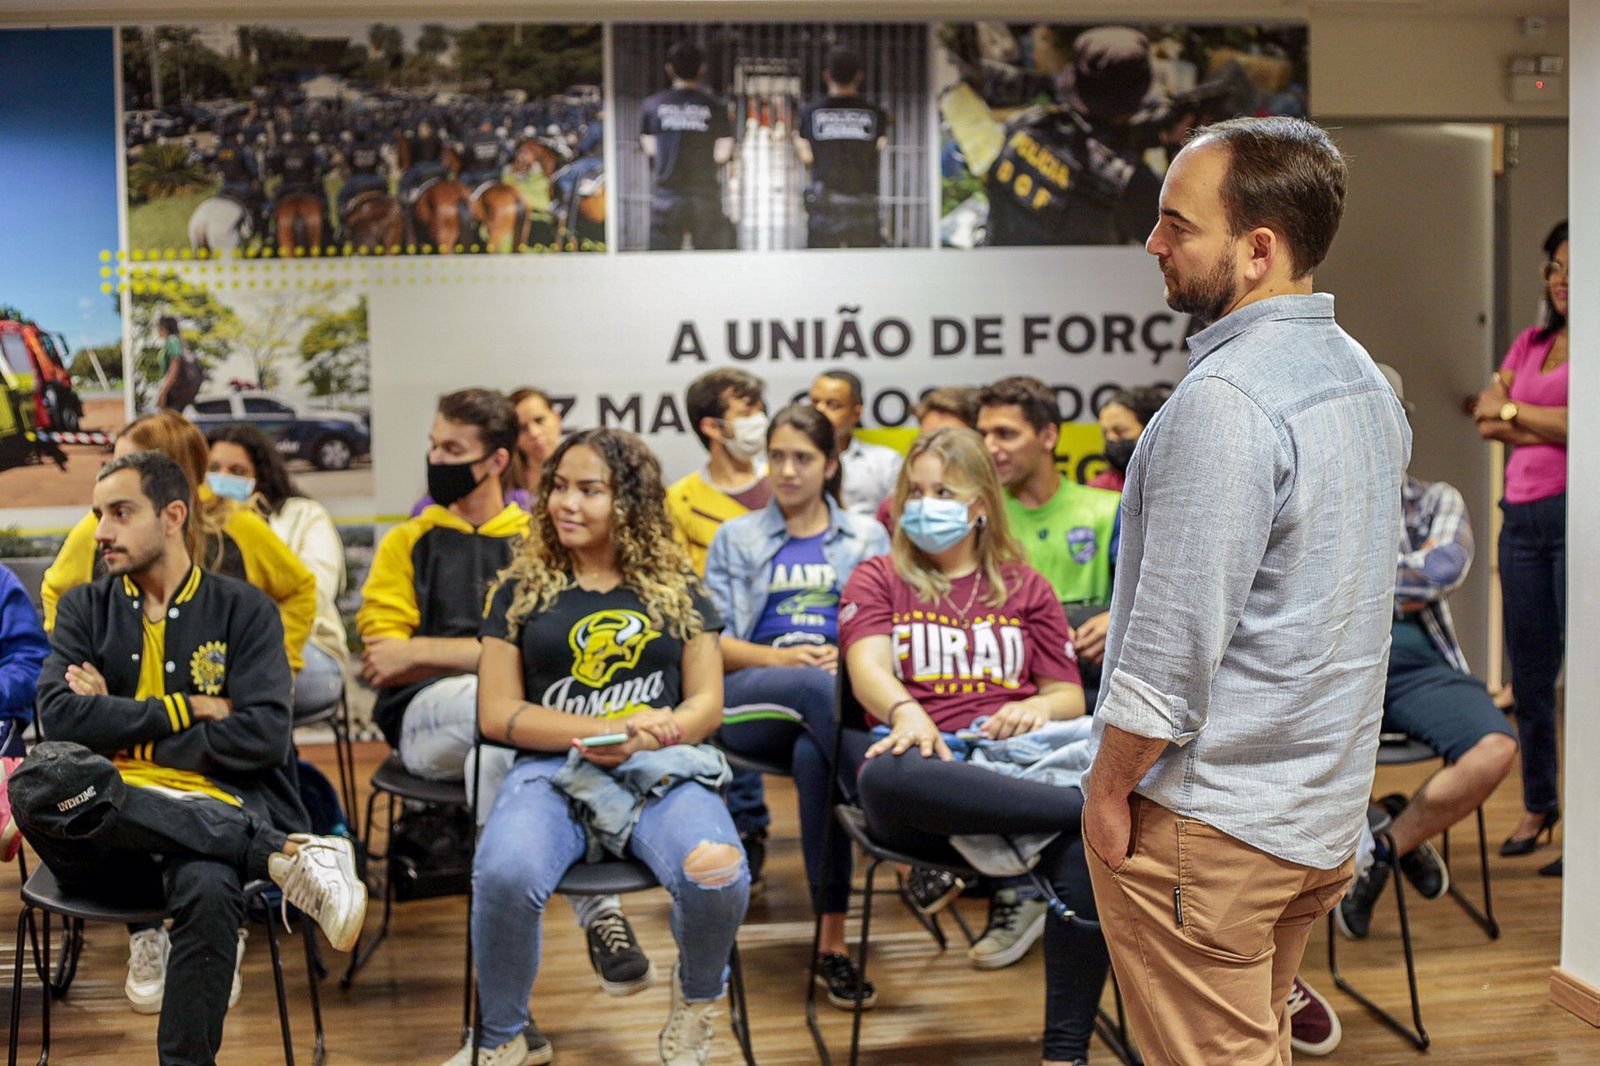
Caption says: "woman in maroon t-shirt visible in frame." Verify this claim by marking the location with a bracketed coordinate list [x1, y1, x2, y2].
[838, 428, 1105, 1066]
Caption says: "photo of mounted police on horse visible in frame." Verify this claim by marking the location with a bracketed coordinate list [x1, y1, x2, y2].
[121, 22, 605, 258]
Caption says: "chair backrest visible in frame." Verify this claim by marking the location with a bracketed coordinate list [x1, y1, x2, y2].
[3, 557, 50, 614]
[835, 653, 870, 733]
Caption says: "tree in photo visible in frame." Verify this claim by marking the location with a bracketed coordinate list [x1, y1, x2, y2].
[299, 295, 370, 408]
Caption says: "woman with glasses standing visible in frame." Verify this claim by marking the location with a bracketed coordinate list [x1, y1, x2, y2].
[1474, 220, 1569, 874]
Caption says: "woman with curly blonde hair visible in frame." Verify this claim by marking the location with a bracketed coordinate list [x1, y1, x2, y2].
[455, 429, 749, 1066]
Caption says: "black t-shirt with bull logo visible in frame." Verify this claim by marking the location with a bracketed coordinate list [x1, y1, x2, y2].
[482, 580, 722, 723]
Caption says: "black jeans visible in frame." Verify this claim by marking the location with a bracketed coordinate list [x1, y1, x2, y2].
[1499, 493, 1566, 813]
[851, 734, 1109, 1061]
[11, 745, 286, 1066]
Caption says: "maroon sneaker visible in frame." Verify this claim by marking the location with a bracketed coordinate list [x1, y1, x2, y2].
[0, 756, 24, 862]
[1288, 975, 1341, 1056]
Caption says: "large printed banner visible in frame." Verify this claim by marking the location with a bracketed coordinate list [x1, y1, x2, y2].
[0, 18, 1308, 532]
[363, 246, 1185, 515]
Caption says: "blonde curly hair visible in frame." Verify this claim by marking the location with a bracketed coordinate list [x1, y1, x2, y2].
[490, 429, 705, 641]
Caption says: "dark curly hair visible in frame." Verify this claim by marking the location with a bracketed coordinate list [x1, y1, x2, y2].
[206, 424, 299, 515]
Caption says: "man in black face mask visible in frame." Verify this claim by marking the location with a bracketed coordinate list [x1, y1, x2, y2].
[358, 389, 527, 800]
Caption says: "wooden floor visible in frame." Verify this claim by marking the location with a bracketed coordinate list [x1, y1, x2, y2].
[2, 741, 1595, 1065]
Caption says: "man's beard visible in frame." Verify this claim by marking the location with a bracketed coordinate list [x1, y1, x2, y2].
[102, 540, 162, 577]
[1163, 248, 1239, 327]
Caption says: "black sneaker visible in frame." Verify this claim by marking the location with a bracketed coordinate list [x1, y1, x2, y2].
[814, 951, 877, 1011]
[903, 867, 964, 917]
[740, 829, 767, 900]
[585, 910, 655, 996]
[1376, 793, 1450, 901]
[1334, 862, 1389, 940]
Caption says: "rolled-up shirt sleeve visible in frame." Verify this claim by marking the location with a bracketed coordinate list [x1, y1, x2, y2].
[1096, 378, 1280, 744]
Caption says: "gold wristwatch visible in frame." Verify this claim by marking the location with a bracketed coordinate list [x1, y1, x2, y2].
[1499, 400, 1520, 423]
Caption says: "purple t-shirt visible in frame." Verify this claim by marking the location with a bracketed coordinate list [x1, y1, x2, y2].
[748, 532, 838, 647]
[1500, 326, 1568, 504]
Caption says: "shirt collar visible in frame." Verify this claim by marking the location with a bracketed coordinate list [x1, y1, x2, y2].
[120, 565, 203, 606]
[1185, 293, 1337, 372]
[754, 496, 855, 542]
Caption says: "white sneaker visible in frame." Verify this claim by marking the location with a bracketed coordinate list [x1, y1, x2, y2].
[125, 926, 168, 1015]
[440, 1024, 553, 1066]
[267, 834, 367, 953]
[659, 964, 720, 1066]
[228, 928, 247, 1009]
[967, 889, 1048, 971]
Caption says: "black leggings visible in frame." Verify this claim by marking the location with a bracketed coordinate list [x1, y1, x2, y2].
[851, 732, 1109, 1062]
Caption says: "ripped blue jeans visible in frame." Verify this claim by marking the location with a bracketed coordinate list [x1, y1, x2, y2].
[472, 753, 749, 1047]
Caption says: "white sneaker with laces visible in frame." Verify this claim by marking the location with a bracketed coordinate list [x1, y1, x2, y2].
[267, 834, 367, 952]
[659, 965, 720, 1066]
[439, 1024, 553, 1066]
[125, 926, 168, 1015]
[967, 888, 1049, 971]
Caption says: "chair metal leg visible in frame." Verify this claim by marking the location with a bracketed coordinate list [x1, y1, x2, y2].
[342, 791, 397, 988]
[804, 907, 833, 1066]
[302, 915, 327, 1066]
[1327, 832, 1429, 1050]
[36, 902, 49, 1062]
[9, 906, 31, 1066]
[264, 903, 297, 1066]
[894, 873, 948, 950]
[847, 859, 882, 1066]
[1443, 807, 1499, 939]
[332, 694, 360, 839]
[726, 942, 757, 1066]
[46, 920, 81, 999]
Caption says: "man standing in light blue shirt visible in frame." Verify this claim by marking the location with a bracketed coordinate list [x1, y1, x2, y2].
[1082, 116, 1410, 1065]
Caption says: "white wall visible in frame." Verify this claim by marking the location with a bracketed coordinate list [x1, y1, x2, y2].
[1557, 0, 1597, 1000]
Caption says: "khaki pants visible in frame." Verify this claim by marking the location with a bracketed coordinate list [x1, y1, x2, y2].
[1087, 795, 1354, 1065]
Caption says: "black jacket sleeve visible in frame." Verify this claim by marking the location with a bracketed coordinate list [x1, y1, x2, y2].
[36, 588, 187, 752]
[149, 590, 293, 775]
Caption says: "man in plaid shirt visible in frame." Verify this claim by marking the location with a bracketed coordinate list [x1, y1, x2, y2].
[1335, 366, 1519, 942]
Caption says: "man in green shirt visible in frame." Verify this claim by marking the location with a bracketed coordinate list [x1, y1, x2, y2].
[978, 375, 1121, 615]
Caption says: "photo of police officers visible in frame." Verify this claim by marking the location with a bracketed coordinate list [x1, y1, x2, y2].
[614, 24, 930, 253]
[936, 22, 1309, 248]
[121, 22, 605, 257]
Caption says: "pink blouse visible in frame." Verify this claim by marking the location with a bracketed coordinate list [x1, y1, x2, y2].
[1499, 325, 1568, 504]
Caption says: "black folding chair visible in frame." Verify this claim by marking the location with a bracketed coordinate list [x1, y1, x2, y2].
[808, 663, 1140, 1066]
[7, 866, 325, 1066]
[342, 753, 475, 1039]
[291, 684, 360, 839]
[1327, 733, 1501, 1051]
[467, 734, 757, 1065]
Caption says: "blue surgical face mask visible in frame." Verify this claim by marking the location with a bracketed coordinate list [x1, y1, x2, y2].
[900, 497, 973, 554]
[206, 471, 256, 502]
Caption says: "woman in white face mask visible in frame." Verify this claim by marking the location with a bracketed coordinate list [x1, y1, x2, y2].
[836, 427, 1107, 1066]
[207, 425, 349, 715]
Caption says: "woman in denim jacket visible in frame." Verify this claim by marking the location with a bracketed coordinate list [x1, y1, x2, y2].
[704, 404, 889, 1010]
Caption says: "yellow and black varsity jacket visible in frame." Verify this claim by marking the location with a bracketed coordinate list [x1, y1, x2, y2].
[37, 566, 309, 831]
[40, 485, 317, 671]
[358, 504, 529, 746]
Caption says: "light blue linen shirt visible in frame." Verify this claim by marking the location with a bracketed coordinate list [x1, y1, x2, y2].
[1088, 293, 1411, 870]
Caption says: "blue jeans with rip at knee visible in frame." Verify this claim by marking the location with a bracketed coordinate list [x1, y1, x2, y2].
[471, 753, 750, 1048]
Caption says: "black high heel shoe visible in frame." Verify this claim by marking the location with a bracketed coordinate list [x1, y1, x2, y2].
[1500, 808, 1559, 856]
